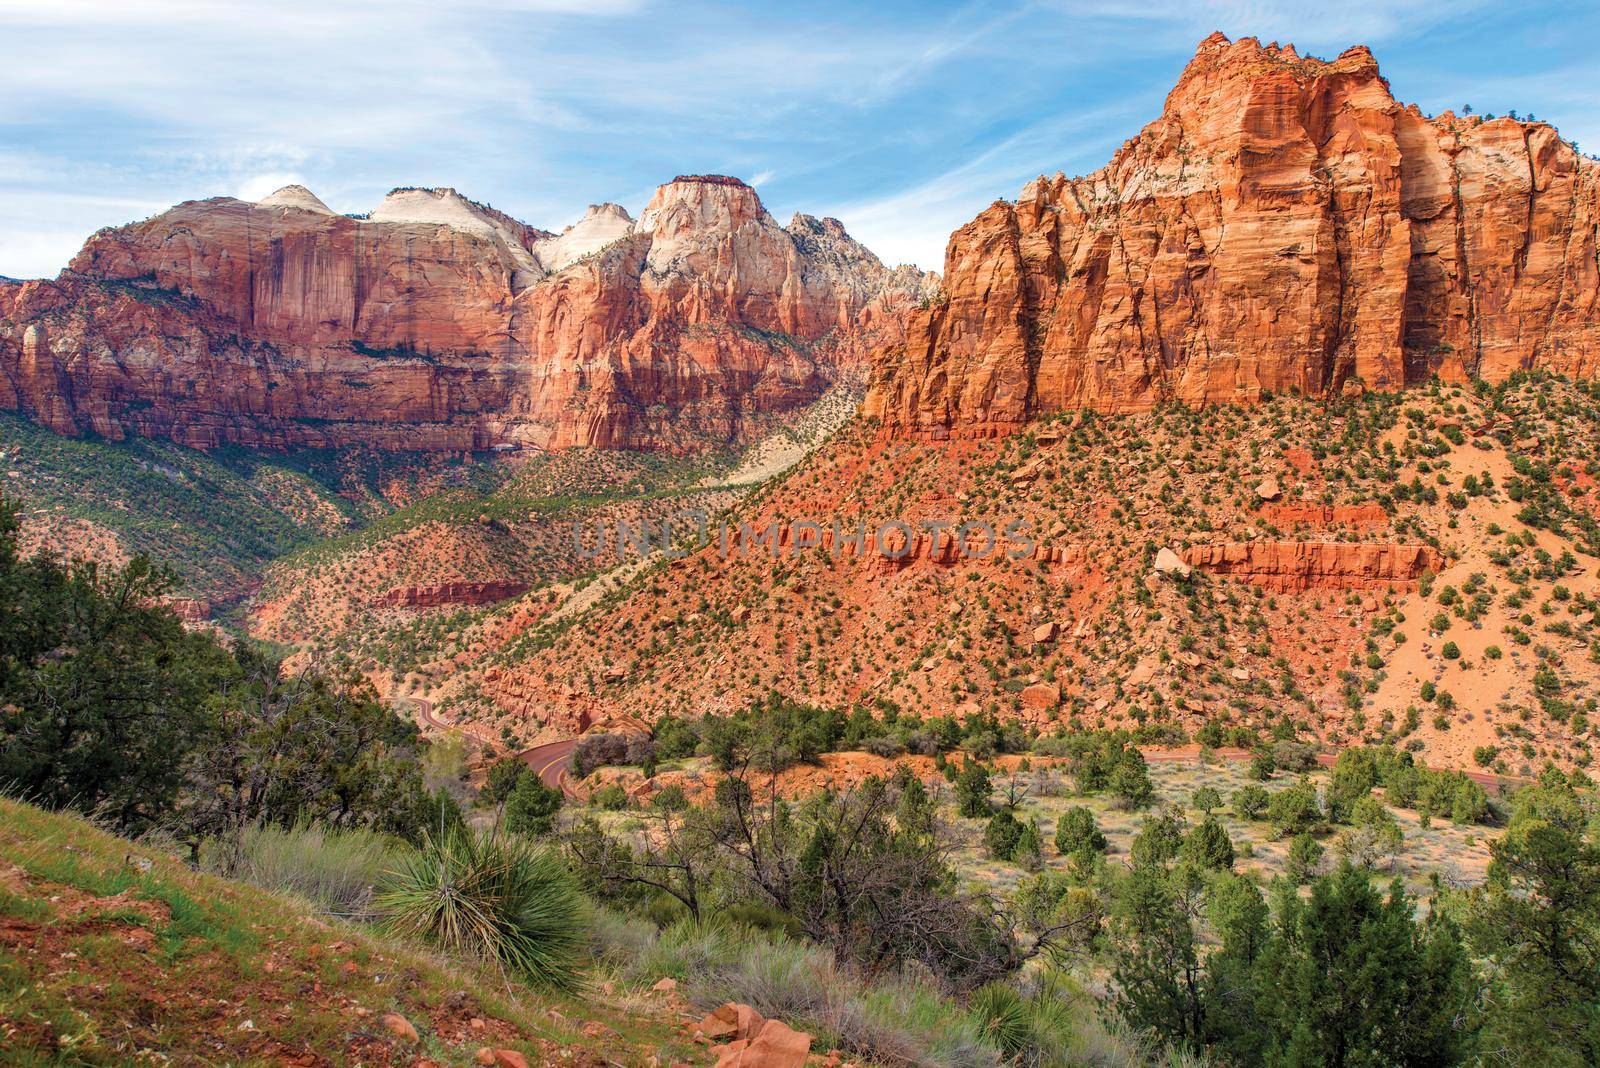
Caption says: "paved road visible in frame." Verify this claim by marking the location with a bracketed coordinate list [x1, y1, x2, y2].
[410, 697, 449, 731]
[519, 738, 579, 797]
[404, 694, 582, 797]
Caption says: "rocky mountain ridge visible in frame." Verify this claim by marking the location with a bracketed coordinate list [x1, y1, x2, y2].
[865, 32, 1600, 438]
[0, 176, 928, 452]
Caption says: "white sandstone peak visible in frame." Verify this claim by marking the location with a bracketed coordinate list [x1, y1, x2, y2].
[534, 203, 637, 272]
[256, 184, 335, 214]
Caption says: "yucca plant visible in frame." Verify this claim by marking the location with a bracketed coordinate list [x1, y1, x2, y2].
[378, 828, 586, 989]
[970, 982, 1034, 1059]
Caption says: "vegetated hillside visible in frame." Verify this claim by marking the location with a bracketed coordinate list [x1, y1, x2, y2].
[451, 374, 1600, 776]
[0, 412, 516, 606]
[0, 797, 700, 1066]
[254, 385, 866, 708]
[250, 448, 738, 674]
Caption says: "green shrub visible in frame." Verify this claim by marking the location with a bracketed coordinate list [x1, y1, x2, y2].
[504, 772, 562, 836]
[984, 811, 1025, 860]
[379, 829, 585, 988]
[969, 982, 1032, 1058]
[1285, 832, 1324, 884]
[1110, 749, 1155, 809]
[1054, 806, 1107, 856]
[1181, 816, 1234, 871]
[955, 762, 994, 819]
[1131, 813, 1184, 868]
[591, 784, 630, 811]
[651, 785, 689, 811]
[1232, 785, 1270, 820]
[1268, 778, 1323, 837]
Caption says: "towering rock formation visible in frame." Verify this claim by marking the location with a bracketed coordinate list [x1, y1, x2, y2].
[865, 33, 1600, 438]
[0, 177, 922, 452]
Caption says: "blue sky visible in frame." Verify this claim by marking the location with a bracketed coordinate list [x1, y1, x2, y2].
[2, 0, 1597, 277]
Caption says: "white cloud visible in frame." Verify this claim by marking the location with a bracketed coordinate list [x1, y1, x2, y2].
[831, 101, 1147, 271]
[0, 189, 169, 278]
[236, 172, 308, 202]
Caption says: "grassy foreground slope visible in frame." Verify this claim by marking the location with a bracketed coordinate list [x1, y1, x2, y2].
[0, 798, 697, 1066]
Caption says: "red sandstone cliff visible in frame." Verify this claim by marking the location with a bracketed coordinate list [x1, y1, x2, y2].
[865, 33, 1600, 438]
[1182, 541, 1441, 591]
[0, 179, 923, 452]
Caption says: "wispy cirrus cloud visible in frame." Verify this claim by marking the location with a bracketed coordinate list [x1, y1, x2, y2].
[0, 0, 1595, 277]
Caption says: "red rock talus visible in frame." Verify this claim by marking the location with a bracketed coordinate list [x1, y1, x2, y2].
[1182, 541, 1441, 591]
[865, 33, 1600, 438]
[0, 179, 927, 452]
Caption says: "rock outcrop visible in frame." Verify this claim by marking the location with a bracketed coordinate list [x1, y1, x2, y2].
[377, 581, 530, 609]
[0, 177, 922, 452]
[866, 33, 1600, 438]
[1182, 540, 1441, 591]
[692, 1003, 812, 1068]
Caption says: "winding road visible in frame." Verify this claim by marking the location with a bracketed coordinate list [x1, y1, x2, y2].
[405, 696, 583, 798]
[519, 737, 579, 796]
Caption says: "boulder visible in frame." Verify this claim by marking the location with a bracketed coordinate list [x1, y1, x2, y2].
[712, 1019, 813, 1068]
[1153, 547, 1192, 579]
[694, 1003, 766, 1043]
[1020, 682, 1061, 711]
[379, 1012, 419, 1043]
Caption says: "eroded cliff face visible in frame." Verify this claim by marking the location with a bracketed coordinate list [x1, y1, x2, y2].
[865, 32, 1600, 438]
[0, 178, 922, 452]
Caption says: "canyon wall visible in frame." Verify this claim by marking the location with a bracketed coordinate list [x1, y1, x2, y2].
[0, 178, 926, 452]
[865, 33, 1600, 438]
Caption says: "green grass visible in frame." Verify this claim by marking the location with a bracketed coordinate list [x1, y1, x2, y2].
[0, 796, 703, 1065]
[197, 822, 399, 922]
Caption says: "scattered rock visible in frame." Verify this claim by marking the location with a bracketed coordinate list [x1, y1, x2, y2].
[695, 1003, 765, 1042]
[1153, 547, 1192, 579]
[713, 1018, 813, 1068]
[1020, 682, 1061, 711]
[380, 1012, 419, 1043]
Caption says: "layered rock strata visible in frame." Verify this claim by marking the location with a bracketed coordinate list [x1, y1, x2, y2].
[1, 178, 925, 452]
[866, 33, 1600, 438]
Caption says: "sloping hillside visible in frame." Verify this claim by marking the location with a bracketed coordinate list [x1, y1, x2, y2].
[447, 375, 1600, 776]
[0, 798, 699, 1065]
